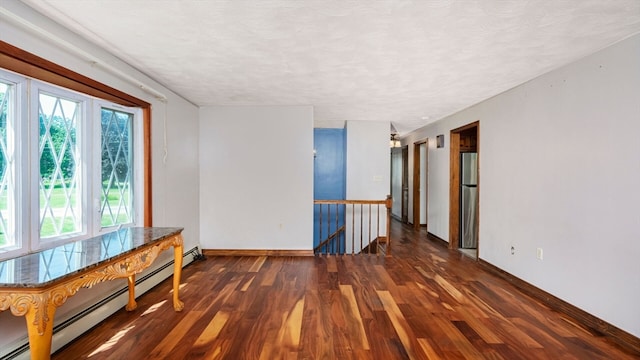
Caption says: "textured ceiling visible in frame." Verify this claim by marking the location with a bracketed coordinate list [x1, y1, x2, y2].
[19, 0, 640, 134]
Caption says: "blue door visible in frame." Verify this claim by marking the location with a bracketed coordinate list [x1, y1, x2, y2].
[313, 129, 346, 252]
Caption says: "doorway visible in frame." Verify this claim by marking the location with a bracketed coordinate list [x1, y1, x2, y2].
[313, 128, 346, 250]
[449, 122, 479, 259]
[390, 145, 409, 223]
[413, 140, 428, 230]
[401, 146, 409, 223]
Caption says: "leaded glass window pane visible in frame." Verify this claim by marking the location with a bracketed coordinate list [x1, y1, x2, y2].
[100, 107, 133, 228]
[38, 92, 82, 238]
[0, 81, 16, 249]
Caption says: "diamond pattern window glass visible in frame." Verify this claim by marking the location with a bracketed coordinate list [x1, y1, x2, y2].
[0, 67, 144, 262]
[100, 107, 133, 228]
[0, 81, 16, 250]
[38, 92, 82, 238]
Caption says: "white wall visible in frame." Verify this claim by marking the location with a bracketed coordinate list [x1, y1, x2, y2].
[0, 0, 200, 356]
[199, 106, 313, 250]
[346, 121, 391, 200]
[345, 121, 391, 250]
[404, 33, 640, 337]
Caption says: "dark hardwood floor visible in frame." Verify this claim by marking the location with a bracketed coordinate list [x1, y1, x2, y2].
[53, 220, 640, 359]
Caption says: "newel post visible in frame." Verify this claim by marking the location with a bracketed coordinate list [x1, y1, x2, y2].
[385, 194, 392, 256]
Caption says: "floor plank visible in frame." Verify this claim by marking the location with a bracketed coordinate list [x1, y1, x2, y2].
[52, 220, 640, 359]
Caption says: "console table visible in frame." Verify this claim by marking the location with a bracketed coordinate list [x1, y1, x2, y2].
[0, 227, 185, 360]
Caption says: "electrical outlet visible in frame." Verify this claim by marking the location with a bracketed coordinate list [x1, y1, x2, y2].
[510, 246, 515, 255]
[536, 248, 543, 260]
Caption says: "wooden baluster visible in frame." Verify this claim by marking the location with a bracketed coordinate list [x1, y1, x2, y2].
[317, 204, 321, 254]
[327, 204, 336, 255]
[386, 195, 392, 256]
[333, 203, 342, 255]
[329, 204, 332, 254]
[336, 203, 340, 255]
[368, 204, 372, 254]
[327, 205, 331, 255]
[340, 205, 343, 255]
[351, 204, 355, 255]
[376, 204, 380, 256]
[339, 203, 342, 254]
[360, 204, 363, 254]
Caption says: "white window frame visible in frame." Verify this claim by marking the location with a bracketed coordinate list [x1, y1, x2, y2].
[0, 71, 27, 258]
[0, 68, 144, 260]
[93, 100, 143, 235]
[30, 82, 90, 251]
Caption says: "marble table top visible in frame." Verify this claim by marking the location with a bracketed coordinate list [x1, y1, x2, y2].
[0, 227, 183, 288]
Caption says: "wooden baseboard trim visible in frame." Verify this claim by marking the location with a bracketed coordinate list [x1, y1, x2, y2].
[202, 249, 314, 257]
[478, 259, 640, 356]
[427, 232, 448, 247]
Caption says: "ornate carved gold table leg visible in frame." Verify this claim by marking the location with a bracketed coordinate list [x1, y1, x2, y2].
[23, 294, 57, 360]
[125, 275, 137, 311]
[172, 235, 184, 311]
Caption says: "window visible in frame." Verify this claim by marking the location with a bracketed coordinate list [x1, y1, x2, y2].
[0, 81, 13, 248]
[0, 68, 143, 259]
[37, 87, 85, 239]
[0, 72, 23, 253]
[99, 106, 135, 228]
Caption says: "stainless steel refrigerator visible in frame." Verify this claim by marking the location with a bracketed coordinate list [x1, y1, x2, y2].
[460, 153, 478, 249]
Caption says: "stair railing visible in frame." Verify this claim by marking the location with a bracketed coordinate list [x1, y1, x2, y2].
[314, 195, 392, 256]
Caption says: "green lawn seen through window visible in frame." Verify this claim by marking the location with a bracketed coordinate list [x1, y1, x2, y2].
[0, 187, 129, 246]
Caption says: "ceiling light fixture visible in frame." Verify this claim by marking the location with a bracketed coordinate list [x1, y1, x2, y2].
[390, 133, 401, 148]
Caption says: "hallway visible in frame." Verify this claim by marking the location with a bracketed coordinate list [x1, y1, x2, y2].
[53, 220, 639, 359]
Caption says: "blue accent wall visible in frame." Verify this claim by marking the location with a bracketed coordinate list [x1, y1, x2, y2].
[313, 128, 346, 249]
